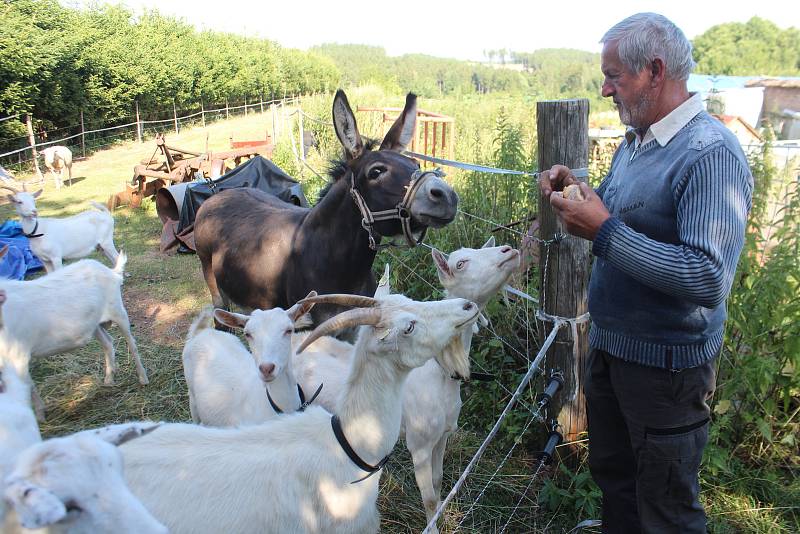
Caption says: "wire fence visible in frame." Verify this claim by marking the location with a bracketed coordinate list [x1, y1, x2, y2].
[0, 96, 300, 174]
[284, 107, 592, 533]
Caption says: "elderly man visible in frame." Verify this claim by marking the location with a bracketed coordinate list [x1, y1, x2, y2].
[539, 13, 753, 533]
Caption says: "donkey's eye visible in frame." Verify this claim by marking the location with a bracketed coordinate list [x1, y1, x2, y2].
[367, 167, 384, 179]
[456, 260, 467, 270]
[404, 321, 416, 335]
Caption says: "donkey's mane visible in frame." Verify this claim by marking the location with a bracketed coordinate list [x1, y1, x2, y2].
[317, 138, 379, 201]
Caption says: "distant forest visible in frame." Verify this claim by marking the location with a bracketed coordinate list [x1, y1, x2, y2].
[2, 0, 798, 143]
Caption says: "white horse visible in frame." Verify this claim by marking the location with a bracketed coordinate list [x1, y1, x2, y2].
[40, 146, 72, 189]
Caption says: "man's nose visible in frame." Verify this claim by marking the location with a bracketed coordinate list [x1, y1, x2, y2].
[601, 83, 614, 98]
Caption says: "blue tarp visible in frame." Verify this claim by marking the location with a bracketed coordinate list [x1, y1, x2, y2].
[0, 220, 44, 280]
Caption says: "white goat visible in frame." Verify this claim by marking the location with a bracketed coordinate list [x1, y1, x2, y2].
[120, 293, 477, 534]
[2, 184, 119, 272]
[0, 253, 147, 420]
[4, 422, 167, 534]
[0, 363, 42, 533]
[289, 266, 391, 409]
[292, 239, 520, 531]
[182, 294, 316, 427]
[404, 237, 519, 530]
[40, 145, 72, 189]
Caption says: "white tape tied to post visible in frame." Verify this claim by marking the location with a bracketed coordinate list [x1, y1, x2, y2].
[535, 310, 590, 402]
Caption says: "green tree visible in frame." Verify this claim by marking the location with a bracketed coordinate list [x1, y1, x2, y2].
[693, 17, 800, 75]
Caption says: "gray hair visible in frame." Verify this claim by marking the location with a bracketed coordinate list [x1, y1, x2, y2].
[601, 13, 695, 81]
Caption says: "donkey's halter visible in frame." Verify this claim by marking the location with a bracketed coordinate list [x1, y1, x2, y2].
[349, 168, 445, 251]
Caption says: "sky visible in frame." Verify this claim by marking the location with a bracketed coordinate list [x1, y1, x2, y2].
[112, 0, 798, 61]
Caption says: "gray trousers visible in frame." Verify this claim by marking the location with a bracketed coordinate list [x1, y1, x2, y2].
[584, 349, 716, 534]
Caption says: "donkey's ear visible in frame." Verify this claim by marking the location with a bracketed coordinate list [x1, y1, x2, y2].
[380, 93, 417, 152]
[332, 90, 364, 160]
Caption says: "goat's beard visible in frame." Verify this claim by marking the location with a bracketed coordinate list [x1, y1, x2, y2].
[437, 333, 470, 380]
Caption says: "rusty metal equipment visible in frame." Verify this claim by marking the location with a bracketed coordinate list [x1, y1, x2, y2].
[107, 133, 274, 209]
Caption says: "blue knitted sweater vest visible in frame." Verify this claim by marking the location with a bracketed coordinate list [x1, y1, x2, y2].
[589, 111, 753, 369]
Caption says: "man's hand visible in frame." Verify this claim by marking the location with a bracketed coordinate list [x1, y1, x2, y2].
[539, 164, 579, 199]
[549, 182, 611, 241]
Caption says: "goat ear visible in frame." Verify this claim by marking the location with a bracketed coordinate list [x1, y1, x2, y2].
[5, 194, 15, 203]
[81, 422, 161, 446]
[380, 93, 417, 152]
[213, 309, 249, 330]
[288, 291, 316, 323]
[6, 482, 67, 529]
[32, 189, 43, 199]
[431, 249, 453, 280]
[374, 264, 391, 298]
[332, 90, 364, 160]
[481, 236, 496, 249]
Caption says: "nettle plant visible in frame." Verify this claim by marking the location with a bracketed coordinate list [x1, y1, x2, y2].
[707, 137, 800, 475]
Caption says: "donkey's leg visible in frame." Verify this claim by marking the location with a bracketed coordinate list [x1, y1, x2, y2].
[200, 260, 227, 310]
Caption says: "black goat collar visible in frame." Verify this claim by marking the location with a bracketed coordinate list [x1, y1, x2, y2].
[267, 383, 323, 415]
[451, 371, 496, 382]
[24, 219, 43, 238]
[331, 414, 391, 483]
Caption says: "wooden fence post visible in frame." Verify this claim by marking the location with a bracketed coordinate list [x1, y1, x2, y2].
[299, 108, 305, 161]
[271, 103, 277, 140]
[173, 99, 179, 136]
[245, 95, 248, 117]
[226, 98, 230, 120]
[25, 115, 44, 181]
[260, 93, 264, 114]
[201, 98, 206, 128]
[536, 99, 591, 442]
[80, 110, 86, 159]
[135, 101, 142, 143]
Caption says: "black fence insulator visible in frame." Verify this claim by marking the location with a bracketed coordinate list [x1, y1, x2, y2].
[537, 429, 563, 466]
[536, 369, 565, 409]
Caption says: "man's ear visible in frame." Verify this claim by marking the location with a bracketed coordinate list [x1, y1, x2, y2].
[650, 58, 665, 86]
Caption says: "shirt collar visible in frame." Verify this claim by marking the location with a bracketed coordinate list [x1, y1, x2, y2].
[625, 92, 704, 147]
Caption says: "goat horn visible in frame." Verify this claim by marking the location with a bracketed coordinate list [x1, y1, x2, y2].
[296, 294, 378, 308]
[296, 308, 382, 354]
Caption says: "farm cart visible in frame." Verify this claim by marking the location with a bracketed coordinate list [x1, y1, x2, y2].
[107, 133, 274, 209]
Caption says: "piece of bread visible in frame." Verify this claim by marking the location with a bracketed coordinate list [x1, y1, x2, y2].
[563, 184, 585, 201]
